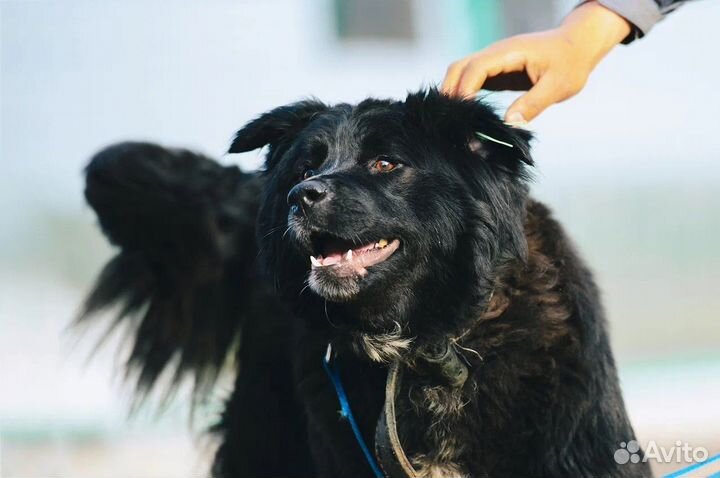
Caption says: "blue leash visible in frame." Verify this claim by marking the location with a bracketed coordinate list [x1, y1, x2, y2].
[322, 343, 385, 478]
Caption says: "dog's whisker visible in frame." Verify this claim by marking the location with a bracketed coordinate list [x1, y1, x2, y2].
[261, 225, 285, 240]
[323, 299, 339, 329]
[299, 277, 311, 296]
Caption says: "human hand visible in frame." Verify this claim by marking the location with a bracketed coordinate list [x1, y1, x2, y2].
[441, 1, 632, 123]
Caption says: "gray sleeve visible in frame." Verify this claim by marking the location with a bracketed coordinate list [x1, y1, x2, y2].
[579, 0, 688, 43]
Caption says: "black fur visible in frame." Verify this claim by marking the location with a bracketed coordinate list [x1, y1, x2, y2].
[80, 90, 651, 477]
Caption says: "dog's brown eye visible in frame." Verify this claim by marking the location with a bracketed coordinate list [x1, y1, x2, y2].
[372, 158, 397, 173]
[302, 169, 316, 180]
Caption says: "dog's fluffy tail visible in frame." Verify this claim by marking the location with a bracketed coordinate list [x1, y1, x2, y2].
[78, 142, 279, 406]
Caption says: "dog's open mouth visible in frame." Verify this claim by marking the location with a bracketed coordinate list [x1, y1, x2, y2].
[309, 233, 400, 277]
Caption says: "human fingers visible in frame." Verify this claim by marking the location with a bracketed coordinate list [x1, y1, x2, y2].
[455, 50, 526, 98]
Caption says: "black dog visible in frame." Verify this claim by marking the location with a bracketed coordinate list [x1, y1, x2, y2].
[80, 89, 651, 478]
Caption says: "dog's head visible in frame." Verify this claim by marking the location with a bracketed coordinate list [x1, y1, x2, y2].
[231, 89, 532, 332]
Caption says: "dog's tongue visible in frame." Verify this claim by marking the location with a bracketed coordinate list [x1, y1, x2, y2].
[311, 239, 400, 277]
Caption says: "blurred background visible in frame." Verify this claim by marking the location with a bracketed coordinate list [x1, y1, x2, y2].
[1, 0, 718, 476]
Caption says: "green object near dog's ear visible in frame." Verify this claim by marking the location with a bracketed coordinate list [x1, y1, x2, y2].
[476, 131, 514, 148]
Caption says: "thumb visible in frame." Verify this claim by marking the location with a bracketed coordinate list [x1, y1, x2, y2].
[505, 75, 561, 123]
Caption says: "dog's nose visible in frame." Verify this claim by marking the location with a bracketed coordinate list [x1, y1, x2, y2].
[287, 180, 330, 211]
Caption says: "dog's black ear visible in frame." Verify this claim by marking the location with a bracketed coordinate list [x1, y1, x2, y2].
[405, 88, 534, 173]
[228, 100, 328, 166]
[467, 118, 533, 169]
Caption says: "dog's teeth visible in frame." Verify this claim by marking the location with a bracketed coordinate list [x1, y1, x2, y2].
[346, 250, 353, 261]
[378, 239, 388, 248]
[310, 256, 321, 267]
